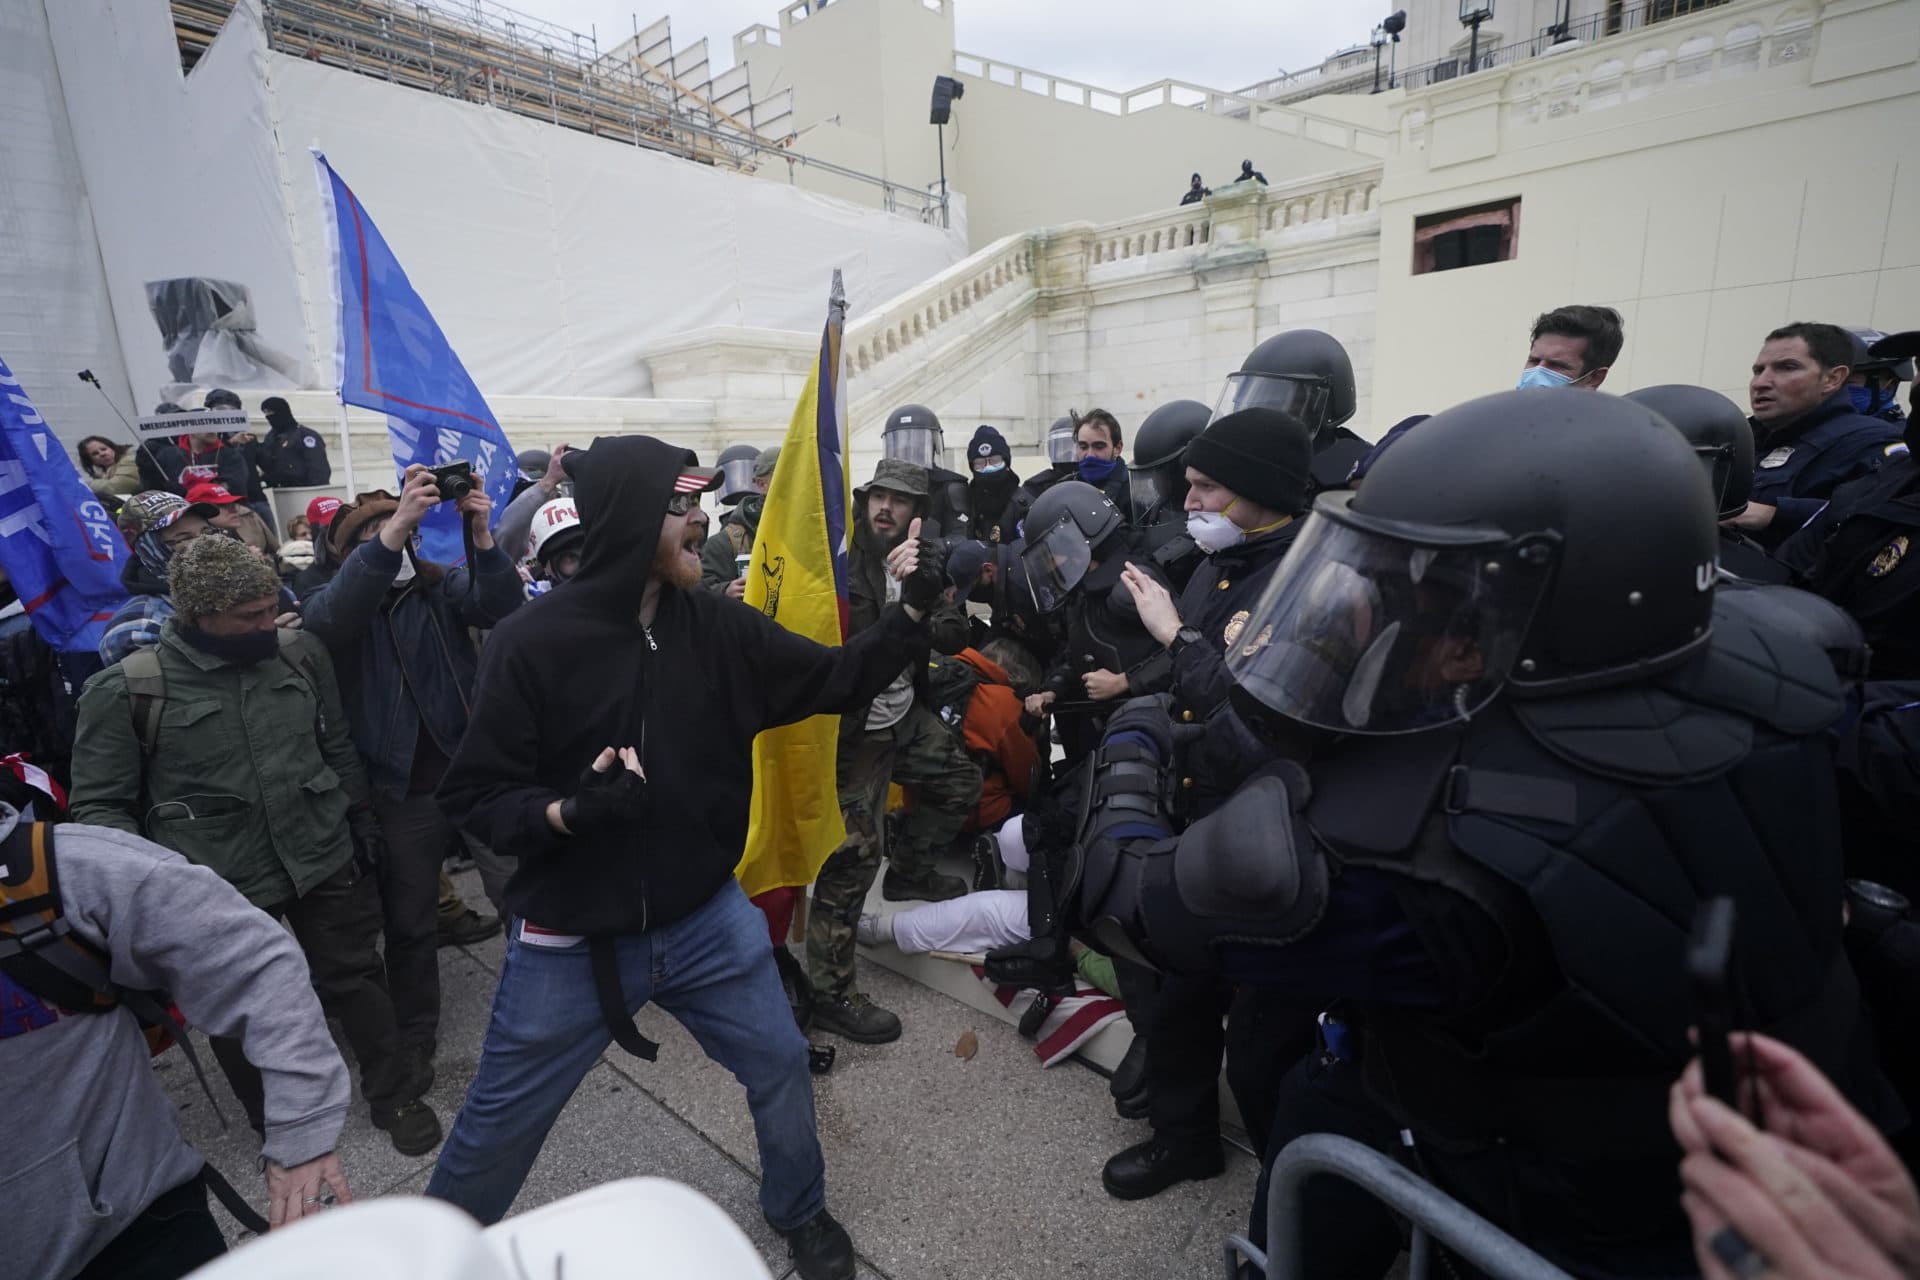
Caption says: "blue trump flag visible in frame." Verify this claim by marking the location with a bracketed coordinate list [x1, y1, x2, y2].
[0, 358, 127, 653]
[312, 151, 516, 564]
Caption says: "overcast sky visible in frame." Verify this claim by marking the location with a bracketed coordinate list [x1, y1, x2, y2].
[511, 0, 1375, 92]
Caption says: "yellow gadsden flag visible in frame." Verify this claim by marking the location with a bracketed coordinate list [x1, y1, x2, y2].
[736, 272, 853, 899]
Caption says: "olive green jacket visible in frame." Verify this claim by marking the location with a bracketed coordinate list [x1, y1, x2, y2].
[70, 621, 369, 908]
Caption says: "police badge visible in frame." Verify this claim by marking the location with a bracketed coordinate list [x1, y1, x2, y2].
[1222, 609, 1250, 649]
[1867, 535, 1909, 578]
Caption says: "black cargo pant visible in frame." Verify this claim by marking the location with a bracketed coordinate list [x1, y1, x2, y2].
[1138, 972, 1317, 1152]
[371, 791, 513, 1051]
[209, 861, 412, 1129]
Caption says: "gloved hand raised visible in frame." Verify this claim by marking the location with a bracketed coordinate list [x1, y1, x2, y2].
[883, 517, 948, 614]
[557, 746, 647, 835]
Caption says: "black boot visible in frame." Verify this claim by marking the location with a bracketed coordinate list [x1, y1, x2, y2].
[781, 1209, 856, 1280]
[1110, 1036, 1151, 1119]
[1100, 1136, 1225, 1200]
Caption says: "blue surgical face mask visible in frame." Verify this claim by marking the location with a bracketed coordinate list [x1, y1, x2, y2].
[1516, 364, 1576, 390]
[974, 461, 1008, 475]
[1849, 384, 1890, 417]
[1078, 455, 1119, 483]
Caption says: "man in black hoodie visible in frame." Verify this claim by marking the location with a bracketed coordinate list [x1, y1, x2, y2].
[428, 435, 942, 1280]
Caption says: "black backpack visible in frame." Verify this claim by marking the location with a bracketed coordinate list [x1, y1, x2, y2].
[925, 655, 983, 741]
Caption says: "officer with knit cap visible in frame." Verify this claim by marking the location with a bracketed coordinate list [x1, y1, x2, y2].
[965, 425, 1020, 543]
[71, 534, 441, 1157]
[1096, 405, 1320, 1202]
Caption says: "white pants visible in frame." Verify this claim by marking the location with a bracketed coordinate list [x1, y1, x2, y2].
[996, 814, 1030, 874]
[891, 890, 1030, 954]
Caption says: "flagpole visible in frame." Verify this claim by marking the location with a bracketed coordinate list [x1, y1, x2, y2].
[335, 402, 356, 494]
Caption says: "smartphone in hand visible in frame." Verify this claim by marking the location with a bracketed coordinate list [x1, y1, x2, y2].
[1688, 896, 1740, 1112]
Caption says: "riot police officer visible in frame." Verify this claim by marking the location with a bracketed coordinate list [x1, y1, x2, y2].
[1778, 329, 1920, 679]
[1006, 415, 1081, 540]
[714, 443, 761, 506]
[1626, 384, 1791, 584]
[882, 404, 974, 543]
[1094, 406, 1321, 1201]
[1052, 390, 1898, 1276]
[1018, 481, 1170, 763]
[1735, 321, 1903, 549]
[1127, 399, 1211, 593]
[1211, 328, 1367, 494]
[1846, 325, 1914, 425]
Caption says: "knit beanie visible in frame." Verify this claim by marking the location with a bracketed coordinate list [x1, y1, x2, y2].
[1183, 408, 1313, 516]
[966, 425, 1012, 469]
[168, 532, 281, 621]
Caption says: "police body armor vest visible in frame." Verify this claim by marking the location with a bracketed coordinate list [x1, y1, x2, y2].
[1305, 601, 1900, 1155]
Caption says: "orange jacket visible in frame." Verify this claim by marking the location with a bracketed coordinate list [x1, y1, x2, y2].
[952, 647, 1039, 833]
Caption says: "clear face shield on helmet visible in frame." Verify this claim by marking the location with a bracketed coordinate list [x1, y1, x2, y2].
[884, 422, 946, 472]
[1129, 464, 1177, 516]
[719, 456, 759, 503]
[1692, 444, 1737, 517]
[1226, 495, 1557, 734]
[1046, 421, 1079, 466]
[1212, 372, 1332, 436]
[1019, 513, 1096, 613]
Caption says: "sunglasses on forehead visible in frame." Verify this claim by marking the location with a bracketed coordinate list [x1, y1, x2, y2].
[666, 491, 700, 517]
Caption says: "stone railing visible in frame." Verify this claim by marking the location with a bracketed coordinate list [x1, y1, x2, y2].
[1085, 165, 1382, 270]
[950, 50, 1394, 156]
[1088, 207, 1212, 266]
[844, 233, 1037, 379]
[1397, 0, 1828, 143]
[840, 162, 1382, 404]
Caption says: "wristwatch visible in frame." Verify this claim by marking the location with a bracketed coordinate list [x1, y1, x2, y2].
[1168, 626, 1203, 659]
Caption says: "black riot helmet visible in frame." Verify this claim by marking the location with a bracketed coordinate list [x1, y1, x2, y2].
[1626, 384, 1756, 519]
[1212, 329, 1356, 442]
[1019, 480, 1125, 612]
[716, 443, 760, 506]
[1849, 327, 1916, 383]
[1227, 391, 1719, 734]
[883, 404, 946, 471]
[1046, 415, 1079, 467]
[1130, 399, 1211, 512]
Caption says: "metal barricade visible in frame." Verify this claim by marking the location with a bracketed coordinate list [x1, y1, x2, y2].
[1223, 1133, 1573, 1280]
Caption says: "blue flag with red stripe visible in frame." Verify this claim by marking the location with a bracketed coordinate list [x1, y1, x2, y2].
[0, 357, 127, 653]
[313, 151, 517, 565]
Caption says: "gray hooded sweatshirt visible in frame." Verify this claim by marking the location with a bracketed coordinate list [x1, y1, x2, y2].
[0, 809, 348, 1280]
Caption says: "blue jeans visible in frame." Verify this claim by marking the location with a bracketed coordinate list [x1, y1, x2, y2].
[425, 880, 826, 1229]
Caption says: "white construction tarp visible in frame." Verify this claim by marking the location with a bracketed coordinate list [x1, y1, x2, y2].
[43, 0, 311, 414]
[269, 55, 964, 398]
[39, 0, 965, 420]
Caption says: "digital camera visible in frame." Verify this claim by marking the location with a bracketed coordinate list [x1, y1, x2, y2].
[429, 460, 476, 503]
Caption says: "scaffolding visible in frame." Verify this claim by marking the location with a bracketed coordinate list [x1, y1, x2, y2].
[168, 0, 944, 220]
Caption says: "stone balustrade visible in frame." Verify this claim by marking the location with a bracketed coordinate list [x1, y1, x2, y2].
[844, 234, 1037, 378]
[1397, 0, 1828, 146]
[950, 51, 1393, 156]
[840, 163, 1382, 413]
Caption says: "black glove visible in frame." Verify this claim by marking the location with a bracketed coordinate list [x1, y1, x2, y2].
[558, 757, 647, 835]
[898, 537, 948, 613]
[347, 803, 387, 874]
